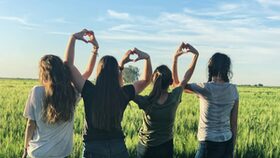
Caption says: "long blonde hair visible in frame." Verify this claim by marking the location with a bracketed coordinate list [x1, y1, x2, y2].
[39, 55, 76, 124]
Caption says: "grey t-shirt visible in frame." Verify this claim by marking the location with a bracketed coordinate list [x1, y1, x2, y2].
[23, 86, 79, 158]
[133, 87, 183, 147]
[189, 82, 239, 142]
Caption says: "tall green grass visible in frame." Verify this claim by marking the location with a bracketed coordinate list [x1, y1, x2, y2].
[0, 79, 279, 157]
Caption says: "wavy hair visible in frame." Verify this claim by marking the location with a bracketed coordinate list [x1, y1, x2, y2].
[39, 55, 76, 124]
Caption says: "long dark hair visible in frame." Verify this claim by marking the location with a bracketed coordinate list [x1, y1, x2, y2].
[208, 52, 232, 82]
[92, 55, 127, 131]
[147, 65, 173, 106]
[39, 55, 76, 124]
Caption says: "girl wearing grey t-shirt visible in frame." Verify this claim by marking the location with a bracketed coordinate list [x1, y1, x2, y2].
[22, 30, 98, 158]
[178, 53, 239, 158]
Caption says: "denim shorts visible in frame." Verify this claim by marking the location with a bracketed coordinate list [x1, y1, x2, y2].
[83, 139, 129, 158]
[195, 137, 234, 158]
[137, 139, 173, 158]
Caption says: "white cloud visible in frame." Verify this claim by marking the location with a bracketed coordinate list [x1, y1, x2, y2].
[52, 18, 72, 24]
[257, 0, 280, 6]
[107, 9, 131, 20]
[47, 31, 70, 36]
[0, 16, 38, 27]
[267, 15, 280, 20]
[219, 4, 239, 10]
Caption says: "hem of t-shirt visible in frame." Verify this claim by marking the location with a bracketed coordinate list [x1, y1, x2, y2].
[197, 135, 232, 142]
[83, 135, 125, 142]
[139, 137, 173, 147]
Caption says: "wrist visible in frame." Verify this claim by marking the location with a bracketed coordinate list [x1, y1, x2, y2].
[119, 62, 124, 68]
[119, 66, 124, 71]
[145, 56, 150, 60]
[71, 34, 77, 40]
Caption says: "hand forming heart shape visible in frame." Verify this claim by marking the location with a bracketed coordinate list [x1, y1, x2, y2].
[73, 29, 99, 48]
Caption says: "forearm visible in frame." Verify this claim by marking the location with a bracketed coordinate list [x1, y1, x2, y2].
[231, 124, 237, 146]
[140, 58, 152, 83]
[172, 55, 180, 86]
[82, 51, 98, 80]
[181, 54, 199, 86]
[231, 100, 239, 147]
[64, 35, 76, 65]
[24, 120, 36, 149]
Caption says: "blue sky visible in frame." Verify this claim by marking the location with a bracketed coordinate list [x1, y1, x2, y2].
[0, 0, 279, 86]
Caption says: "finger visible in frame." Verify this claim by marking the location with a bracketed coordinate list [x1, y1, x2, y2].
[81, 38, 88, 43]
[82, 28, 88, 33]
[133, 58, 140, 62]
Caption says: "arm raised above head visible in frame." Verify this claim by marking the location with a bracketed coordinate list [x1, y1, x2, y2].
[173, 42, 199, 88]
[64, 29, 89, 92]
[132, 48, 152, 94]
[82, 31, 99, 80]
[119, 48, 152, 94]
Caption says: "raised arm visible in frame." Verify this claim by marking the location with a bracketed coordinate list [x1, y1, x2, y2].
[119, 48, 152, 94]
[174, 43, 199, 88]
[64, 29, 88, 92]
[22, 119, 36, 158]
[172, 42, 184, 87]
[82, 31, 99, 80]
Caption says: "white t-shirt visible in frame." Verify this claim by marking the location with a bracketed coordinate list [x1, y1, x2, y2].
[189, 82, 239, 142]
[23, 86, 79, 158]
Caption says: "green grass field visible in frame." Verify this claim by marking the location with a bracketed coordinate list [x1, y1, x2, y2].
[0, 79, 279, 158]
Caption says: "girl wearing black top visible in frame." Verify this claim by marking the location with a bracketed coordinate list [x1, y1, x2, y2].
[64, 29, 152, 158]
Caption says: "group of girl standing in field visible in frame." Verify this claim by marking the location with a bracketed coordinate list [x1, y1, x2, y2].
[22, 29, 239, 158]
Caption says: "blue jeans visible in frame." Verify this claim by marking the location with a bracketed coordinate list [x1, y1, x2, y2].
[137, 139, 173, 158]
[195, 137, 234, 158]
[83, 139, 129, 158]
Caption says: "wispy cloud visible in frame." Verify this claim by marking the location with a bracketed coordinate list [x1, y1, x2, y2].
[47, 31, 70, 36]
[52, 18, 72, 24]
[267, 15, 280, 20]
[257, 0, 280, 6]
[0, 16, 38, 27]
[107, 9, 131, 20]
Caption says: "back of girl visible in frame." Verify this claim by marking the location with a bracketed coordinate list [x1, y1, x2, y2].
[186, 53, 239, 158]
[22, 55, 77, 158]
[134, 42, 199, 158]
[64, 29, 152, 158]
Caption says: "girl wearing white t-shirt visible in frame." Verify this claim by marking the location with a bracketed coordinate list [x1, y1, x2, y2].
[22, 31, 98, 158]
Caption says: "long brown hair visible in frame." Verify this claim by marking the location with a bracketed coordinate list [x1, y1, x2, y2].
[147, 65, 173, 104]
[39, 55, 76, 124]
[92, 55, 127, 131]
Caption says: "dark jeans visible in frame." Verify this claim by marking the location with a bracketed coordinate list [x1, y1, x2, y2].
[195, 137, 234, 158]
[137, 139, 173, 158]
[83, 139, 129, 158]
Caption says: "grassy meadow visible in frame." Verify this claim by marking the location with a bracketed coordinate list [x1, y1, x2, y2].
[0, 78, 279, 158]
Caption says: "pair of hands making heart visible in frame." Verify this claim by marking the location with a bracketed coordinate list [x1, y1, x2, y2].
[121, 48, 150, 66]
[73, 29, 99, 50]
[175, 42, 199, 58]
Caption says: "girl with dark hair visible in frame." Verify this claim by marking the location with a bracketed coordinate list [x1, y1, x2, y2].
[134, 42, 199, 158]
[179, 52, 239, 158]
[22, 42, 97, 157]
[64, 29, 152, 158]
